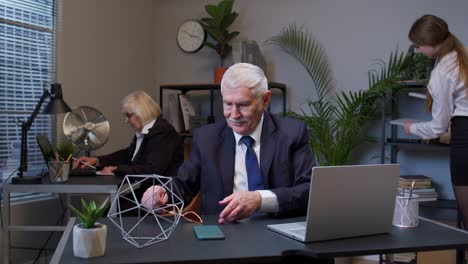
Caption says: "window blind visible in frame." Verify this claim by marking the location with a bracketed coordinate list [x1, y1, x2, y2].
[0, 0, 58, 182]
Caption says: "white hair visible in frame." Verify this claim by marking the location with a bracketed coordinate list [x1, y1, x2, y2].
[221, 63, 268, 97]
[121, 90, 161, 125]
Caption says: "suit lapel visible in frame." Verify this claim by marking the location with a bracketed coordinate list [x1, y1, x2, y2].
[260, 113, 277, 188]
[220, 125, 235, 197]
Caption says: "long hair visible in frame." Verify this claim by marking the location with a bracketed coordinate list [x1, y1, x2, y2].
[409, 14, 468, 93]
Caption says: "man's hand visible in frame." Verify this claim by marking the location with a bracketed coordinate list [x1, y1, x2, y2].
[141, 186, 168, 210]
[72, 156, 97, 170]
[218, 191, 262, 224]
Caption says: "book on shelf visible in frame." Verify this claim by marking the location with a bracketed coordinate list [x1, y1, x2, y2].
[398, 187, 436, 194]
[400, 175, 432, 181]
[399, 191, 437, 198]
[179, 94, 196, 132]
[408, 92, 427, 100]
[398, 175, 433, 188]
[399, 183, 433, 189]
[167, 94, 182, 132]
[405, 193, 438, 202]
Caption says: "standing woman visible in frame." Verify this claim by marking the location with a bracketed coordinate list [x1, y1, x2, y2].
[73, 90, 184, 199]
[404, 14, 468, 229]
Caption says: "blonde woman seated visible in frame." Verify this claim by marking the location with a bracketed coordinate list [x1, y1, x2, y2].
[73, 90, 184, 200]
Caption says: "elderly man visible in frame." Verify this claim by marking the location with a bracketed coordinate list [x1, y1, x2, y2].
[142, 63, 314, 223]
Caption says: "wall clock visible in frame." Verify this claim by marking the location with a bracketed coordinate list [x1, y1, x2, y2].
[177, 19, 206, 53]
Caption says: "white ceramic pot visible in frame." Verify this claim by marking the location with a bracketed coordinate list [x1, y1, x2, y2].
[73, 223, 107, 258]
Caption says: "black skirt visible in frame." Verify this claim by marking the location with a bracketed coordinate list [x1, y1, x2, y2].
[450, 116, 468, 185]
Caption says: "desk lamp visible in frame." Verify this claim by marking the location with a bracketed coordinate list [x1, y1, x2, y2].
[12, 83, 72, 184]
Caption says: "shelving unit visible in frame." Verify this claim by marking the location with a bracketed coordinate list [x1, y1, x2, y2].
[159, 82, 287, 126]
[380, 81, 428, 164]
[380, 81, 464, 264]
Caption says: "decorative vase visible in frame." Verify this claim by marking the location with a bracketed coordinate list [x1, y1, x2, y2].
[214, 66, 228, 84]
[73, 223, 107, 258]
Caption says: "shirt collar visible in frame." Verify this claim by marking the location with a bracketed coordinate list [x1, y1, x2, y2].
[233, 114, 264, 146]
[136, 118, 156, 138]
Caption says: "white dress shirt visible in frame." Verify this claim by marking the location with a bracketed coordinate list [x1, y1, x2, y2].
[132, 119, 156, 161]
[411, 49, 468, 139]
[232, 115, 279, 213]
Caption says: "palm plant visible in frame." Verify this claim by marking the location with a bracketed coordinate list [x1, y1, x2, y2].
[267, 24, 410, 166]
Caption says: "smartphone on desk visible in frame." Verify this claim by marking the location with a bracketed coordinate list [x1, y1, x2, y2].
[193, 225, 225, 240]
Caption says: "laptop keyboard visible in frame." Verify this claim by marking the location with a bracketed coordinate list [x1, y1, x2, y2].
[69, 167, 96, 176]
[285, 222, 306, 236]
[290, 228, 306, 236]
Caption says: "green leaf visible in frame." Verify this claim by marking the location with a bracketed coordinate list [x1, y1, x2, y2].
[96, 198, 110, 217]
[55, 140, 74, 161]
[70, 204, 88, 224]
[80, 198, 89, 212]
[90, 201, 96, 211]
[222, 12, 238, 29]
[205, 5, 219, 20]
[205, 27, 222, 42]
[200, 18, 215, 25]
[225, 31, 239, 42]
[220, 0, 234, 16]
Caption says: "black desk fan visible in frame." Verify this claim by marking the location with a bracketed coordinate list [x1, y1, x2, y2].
[63, 106, 110, 157]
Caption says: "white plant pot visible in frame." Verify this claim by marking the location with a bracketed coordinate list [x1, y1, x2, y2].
[73, 223, 107, 258]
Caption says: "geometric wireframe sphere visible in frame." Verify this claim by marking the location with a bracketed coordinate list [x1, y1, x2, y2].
[107, 174, 184, 248]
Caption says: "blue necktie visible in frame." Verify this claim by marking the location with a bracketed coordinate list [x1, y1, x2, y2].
[240, 136, 264, 191]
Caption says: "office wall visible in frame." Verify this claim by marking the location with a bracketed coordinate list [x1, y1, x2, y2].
[59, 0, 155, 155]
[152, 0, 468, 199]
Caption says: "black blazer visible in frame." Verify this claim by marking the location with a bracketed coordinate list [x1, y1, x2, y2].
[98, 116, 184, 178]
[176, 112, 315, 216]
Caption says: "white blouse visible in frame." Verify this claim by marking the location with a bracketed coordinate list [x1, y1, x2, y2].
[410, 49, 468, 139]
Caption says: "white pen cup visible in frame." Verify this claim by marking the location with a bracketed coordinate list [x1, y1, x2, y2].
[393, 196, 419, 228]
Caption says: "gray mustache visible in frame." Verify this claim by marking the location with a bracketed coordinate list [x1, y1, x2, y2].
[227, 118, 248, 124]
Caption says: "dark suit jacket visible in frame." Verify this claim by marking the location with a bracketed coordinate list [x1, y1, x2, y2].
[98, 116, 184, 197]
[176, 112, 315, 216]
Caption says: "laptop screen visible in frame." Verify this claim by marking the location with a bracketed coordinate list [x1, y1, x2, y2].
[267, 164, 400, 242]
[36, 134, 54, 164]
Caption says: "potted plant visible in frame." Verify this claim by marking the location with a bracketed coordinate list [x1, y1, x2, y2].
[267, 24, 410, 166]
[55, 140, 74, 161]
[70, 197, 109, 258]
[200, 0, 239, 83]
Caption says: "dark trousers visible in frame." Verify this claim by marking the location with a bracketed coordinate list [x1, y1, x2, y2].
[450, 116, 468, 186]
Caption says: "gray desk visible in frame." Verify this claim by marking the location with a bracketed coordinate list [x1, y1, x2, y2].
[52, 215, 468, 264]
[2, 175, 121, 264]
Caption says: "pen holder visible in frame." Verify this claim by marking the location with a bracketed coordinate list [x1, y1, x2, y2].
[47, 161, 70, 183]
[393, 196, 419, 228]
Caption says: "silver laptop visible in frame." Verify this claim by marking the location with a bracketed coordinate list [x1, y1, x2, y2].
[267, 164, 400, 242]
